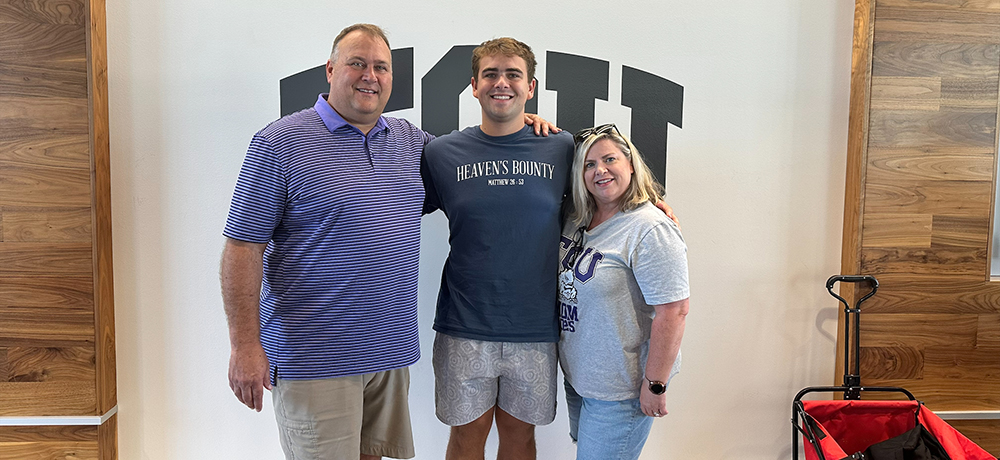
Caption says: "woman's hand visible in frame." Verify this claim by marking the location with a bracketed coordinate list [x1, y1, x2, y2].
[641, 298, 688, 418]
[640, 384, 668, 418]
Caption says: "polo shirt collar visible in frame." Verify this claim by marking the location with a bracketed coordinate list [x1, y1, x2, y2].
[314, 94, 388, 136]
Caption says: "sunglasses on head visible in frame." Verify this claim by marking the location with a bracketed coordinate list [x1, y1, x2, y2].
[573, 123, 622, 144]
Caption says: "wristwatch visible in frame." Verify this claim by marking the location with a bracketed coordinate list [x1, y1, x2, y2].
[645, 376, 666, 395]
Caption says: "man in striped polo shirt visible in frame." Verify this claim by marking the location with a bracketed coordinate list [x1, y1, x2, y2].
[221, 24, 555, 460]
[221, 24, 426, 460]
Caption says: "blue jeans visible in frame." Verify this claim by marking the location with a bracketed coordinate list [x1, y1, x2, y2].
[565, 380, 654, 460]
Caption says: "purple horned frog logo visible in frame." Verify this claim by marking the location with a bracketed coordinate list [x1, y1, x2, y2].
[558, 269, 578, 303]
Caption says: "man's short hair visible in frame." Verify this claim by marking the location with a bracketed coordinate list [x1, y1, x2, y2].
[472, 37, 537, 82]
[330, 23, 391, 62]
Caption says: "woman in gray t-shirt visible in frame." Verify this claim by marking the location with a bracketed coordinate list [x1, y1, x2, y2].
[557, 124, 690, 460]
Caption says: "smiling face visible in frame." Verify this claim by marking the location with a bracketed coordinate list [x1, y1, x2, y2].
[325, 30, 392, 133]
[471, 54, 535, 134]
[583, 138, 635, 210]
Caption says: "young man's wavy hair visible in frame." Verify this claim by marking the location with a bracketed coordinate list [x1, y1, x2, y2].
[471, 37, 537, 82]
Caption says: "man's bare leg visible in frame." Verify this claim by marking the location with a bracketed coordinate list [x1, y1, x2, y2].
[446, 406, 496, 460]
[495, 407, 535, 460]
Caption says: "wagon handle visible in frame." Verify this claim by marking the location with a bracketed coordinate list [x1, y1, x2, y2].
[826, 275, 878, 399]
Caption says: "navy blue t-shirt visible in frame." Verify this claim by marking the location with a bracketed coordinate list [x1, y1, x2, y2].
[422, 125, 574, 342]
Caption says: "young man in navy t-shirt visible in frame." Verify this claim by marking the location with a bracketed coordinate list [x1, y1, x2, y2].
[422, 37, 574, 460]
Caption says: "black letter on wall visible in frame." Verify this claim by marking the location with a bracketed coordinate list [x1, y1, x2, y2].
[621, 65, 683, 185]
[421, 45, 475, 136]
[545, 52, 609, 134]
[385, 47, 414, 113]
[279, 48, 414, 117]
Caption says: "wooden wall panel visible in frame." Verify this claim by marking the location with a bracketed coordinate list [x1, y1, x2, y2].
[0, 167, 92, 207]
[868, 110, 997, 148]
[0, 307, 95, 346]
[861, 313, 980, 348]
[859, 346, 923, 379]
[0, 276, 94, 309]
[864, 180, 993, 215]
[0, 243, 93, 274]
[2, 209, 92, 242]
[0, 425, 97, 443]
[874, 7, 1000, 43]
[0, 381, 96, 416]
[0, 59, 88, 99]
[0, 444, 98, 460]
[866, 148, 994, 182]
[872, 378, 1000, 409]
[0, 0, 87, 25]
[0, 0, 116, 456]
[980, 314, 1000, 346]
[841, 0, 1000, 451]
[0, 425, 97, 460]
[862, 213, 933, 247]
[876, 0, 1000, 12]
[949, 420, 1000, 454]
[862, 273, 1000, 313]
[870, 76, 942, 111]
[872, 42, 999, 79]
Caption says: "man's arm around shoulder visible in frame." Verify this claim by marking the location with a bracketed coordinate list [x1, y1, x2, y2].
[220, 237, 271, 412]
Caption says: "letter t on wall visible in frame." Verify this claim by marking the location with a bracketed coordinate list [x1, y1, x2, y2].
[621, 66, 683, 186]
[545, 52, 609, 134]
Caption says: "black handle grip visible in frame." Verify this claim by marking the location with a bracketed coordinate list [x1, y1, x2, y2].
[826, 275, 878, 290]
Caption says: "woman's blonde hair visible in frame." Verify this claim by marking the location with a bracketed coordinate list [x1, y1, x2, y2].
[567, 125, 664, 227]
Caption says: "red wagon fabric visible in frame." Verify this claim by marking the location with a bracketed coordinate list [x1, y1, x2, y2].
[797, 399, 995, 460]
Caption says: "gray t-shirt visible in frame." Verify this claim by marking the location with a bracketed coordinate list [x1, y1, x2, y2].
[557, 201, 689, 400]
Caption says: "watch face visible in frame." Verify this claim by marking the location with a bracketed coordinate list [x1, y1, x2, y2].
[649, 381, 666, 395]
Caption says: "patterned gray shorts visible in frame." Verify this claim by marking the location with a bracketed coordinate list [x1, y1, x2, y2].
[432, 332, 558, 426]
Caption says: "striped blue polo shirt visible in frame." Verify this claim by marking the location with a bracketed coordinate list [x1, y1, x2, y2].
[224, 94, 433, 381]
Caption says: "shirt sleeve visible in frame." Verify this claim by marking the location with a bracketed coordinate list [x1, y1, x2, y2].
[632, 218, 690, 305]
[421, 129, 436, 146]
[420, 152, 441, 215]
[222, 133, 286, 243]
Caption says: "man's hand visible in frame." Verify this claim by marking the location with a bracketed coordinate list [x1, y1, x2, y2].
[220, 238, 270, 411]
[639, 384, 668, 418]
[229, 342, 272, 412]
[655, 200, 680, 229]
[524, 113, 561, 136]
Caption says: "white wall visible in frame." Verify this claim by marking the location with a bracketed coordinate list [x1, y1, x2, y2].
[105, 0, 855, 458]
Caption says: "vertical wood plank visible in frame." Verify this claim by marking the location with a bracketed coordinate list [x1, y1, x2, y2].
[86, 0, 116, 417]
[98, 413, 116, 460]
[838, 0, 878, 387]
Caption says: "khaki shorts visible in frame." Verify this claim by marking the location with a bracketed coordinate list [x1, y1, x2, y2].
[432, 332, 558, 426]
[272, 368, 414, 459]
